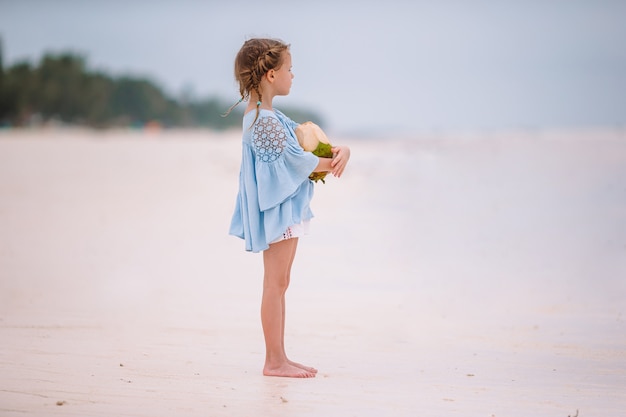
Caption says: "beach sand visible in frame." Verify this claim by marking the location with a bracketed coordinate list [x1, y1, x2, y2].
[1, 127, 625, 416]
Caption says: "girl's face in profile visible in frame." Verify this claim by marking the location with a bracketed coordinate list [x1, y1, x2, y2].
[271, 51, 294, 96]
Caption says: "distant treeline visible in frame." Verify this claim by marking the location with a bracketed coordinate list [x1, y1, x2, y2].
[0, 50, 323, 130]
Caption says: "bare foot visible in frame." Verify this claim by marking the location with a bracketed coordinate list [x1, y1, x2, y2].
[288, 360, 318, 374]
[263, 363, 316, 378]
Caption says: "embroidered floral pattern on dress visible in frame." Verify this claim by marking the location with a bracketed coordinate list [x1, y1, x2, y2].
[253, 117, 287, 163]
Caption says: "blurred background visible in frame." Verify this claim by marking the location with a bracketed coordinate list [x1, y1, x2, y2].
[1, 3, 625, 414]
[1, 0, 625, 135]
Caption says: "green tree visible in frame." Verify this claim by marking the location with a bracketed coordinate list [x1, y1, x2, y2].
[0, 36, 6, 124]
[37, 53, 88, 122]
[81, 72, 115, 127]
[1, 61, 38, 125]
[110, 77, 168, 125]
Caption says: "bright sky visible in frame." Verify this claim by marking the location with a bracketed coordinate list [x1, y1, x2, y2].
[1, 0, 625, 134]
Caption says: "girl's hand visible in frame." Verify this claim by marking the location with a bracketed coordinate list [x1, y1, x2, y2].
[330, 145, 351, 178]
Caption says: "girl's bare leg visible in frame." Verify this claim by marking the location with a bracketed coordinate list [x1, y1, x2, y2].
[280, 239, 318, 374]
[261, 238, 315, 378]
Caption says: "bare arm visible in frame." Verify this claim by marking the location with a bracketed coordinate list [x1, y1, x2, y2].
[313, 157, 333, 173]
[312, 145, 351, 178]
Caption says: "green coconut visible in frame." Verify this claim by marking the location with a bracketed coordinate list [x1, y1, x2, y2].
[295, 121, 333, 183]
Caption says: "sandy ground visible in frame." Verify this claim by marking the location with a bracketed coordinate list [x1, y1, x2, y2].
[1, 127, 625, 416]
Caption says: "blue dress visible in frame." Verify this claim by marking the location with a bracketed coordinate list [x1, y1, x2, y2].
[229, 109, 319, 252]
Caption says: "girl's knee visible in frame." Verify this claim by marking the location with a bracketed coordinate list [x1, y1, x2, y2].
[263, 273, 290, 292]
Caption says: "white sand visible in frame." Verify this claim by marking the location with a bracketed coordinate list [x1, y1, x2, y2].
[1, 127, 625, 416]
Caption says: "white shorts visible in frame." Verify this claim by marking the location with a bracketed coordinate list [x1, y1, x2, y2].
[271, 220, 311, 244]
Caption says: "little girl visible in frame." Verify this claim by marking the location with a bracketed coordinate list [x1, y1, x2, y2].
[226, 38, 350, 378]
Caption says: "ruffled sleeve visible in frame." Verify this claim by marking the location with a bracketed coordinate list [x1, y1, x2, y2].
[252, 115, 319, 211]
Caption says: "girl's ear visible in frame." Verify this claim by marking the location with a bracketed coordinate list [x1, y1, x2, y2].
[266, 69, 275, 82]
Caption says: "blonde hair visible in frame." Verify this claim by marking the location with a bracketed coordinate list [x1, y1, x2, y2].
[222, 38, 290, 123]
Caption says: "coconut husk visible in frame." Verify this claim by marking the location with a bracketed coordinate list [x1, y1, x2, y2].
[295, 121, 333, 183]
